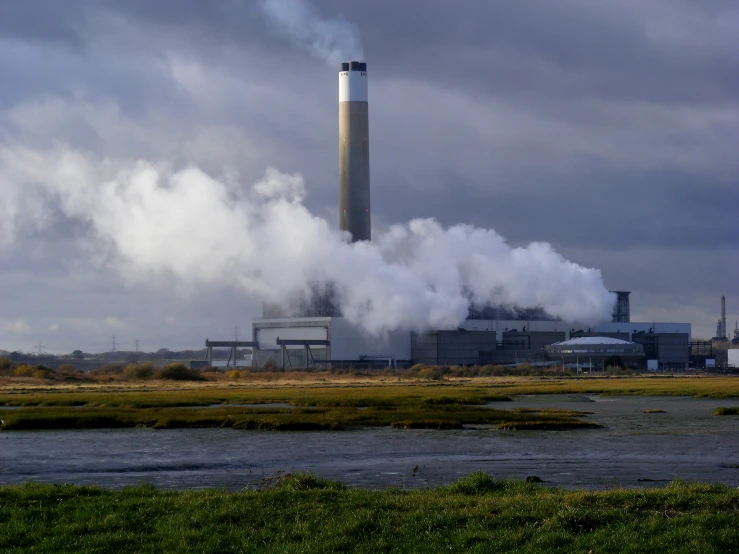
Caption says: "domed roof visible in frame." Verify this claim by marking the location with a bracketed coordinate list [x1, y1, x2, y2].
[553, 336, 634, 346]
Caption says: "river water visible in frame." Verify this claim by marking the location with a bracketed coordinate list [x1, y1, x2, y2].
[1, 395, 738, 490]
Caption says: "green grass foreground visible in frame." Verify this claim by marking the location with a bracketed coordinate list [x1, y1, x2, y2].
[1, 474, 738, 553]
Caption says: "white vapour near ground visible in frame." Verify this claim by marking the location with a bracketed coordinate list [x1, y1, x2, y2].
[0, 147, 614, 334]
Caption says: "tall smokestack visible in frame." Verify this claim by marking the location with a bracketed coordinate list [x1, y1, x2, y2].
[721, 295, 727, 338]
[339, 61, 370, 242]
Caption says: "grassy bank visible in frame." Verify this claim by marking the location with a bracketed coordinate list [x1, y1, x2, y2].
[1, 474, 738, 553]
[1, 376, 738, 431]
[3, 374, 739, 398]
[0, 403, 596, 432]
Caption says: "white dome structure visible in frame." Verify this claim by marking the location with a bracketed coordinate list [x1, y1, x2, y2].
[552, 337, 634, 347]
[545, 336, 645, 368]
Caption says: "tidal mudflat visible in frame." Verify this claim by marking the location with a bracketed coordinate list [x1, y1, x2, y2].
[2, 393, 737, 490]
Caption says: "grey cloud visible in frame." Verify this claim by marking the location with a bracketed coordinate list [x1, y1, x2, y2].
[0, 0, 736, 349]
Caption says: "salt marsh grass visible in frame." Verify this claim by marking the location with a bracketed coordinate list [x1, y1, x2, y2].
[1, 375, 738, 431]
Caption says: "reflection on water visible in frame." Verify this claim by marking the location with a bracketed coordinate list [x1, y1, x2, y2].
[1, 395, 738, 490]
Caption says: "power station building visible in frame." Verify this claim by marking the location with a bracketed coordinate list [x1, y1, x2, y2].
[249, 61, 692, 371]
[252, 61, 401, 368]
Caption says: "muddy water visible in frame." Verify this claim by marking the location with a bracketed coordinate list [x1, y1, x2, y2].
[1, 395, 738, 490]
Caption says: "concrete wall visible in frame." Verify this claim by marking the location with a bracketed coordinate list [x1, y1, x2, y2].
[502, 331, 566, 352]
[655, 333, 689, 368]
[479, 350, 547, 365]
[460, 319, 573, 340]
[411, 331, 498, 366]
[594, 322, 691, 341]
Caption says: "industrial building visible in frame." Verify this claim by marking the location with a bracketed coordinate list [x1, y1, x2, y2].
[247, 60, 693, 372]
[611, 291, 631, 323]
[714, 295, 728, 340]
[411, 330, 498, 366]
[251, 314, 690, 369]
[252, 316, 410, 369]
[546, 337, 645, 368]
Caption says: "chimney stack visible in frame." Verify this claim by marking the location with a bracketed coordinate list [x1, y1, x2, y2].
[338, 61, 370, 242]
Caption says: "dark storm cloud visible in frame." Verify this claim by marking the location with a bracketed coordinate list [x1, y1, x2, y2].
[0, 0, 736, 349]
[334, 0, 738, 103]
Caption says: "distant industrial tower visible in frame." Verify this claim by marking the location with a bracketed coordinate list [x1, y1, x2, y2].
[611, 291, 631, 323]
[715, 295, 728, 339]
[339, 61, 371, 242]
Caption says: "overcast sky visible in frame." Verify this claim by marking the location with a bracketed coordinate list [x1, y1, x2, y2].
[0, 0, 736, 354]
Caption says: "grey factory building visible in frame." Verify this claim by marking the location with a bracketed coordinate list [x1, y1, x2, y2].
[252, 314, 690, 370]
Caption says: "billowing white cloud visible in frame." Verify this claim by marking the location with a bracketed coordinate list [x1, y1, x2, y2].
[0, 147, 614, 334]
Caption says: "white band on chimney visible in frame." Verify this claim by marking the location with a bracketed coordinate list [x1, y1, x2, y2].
[339, 70, 368, 102]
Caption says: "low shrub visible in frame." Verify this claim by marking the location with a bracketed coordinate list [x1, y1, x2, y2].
[0, 358, 14, 375]
[90, 364, 124, 377]
[12, 364, 35, 377]
[158, 363, 205, 381]
[123, 362, 155, 380]
[31, 368, 53, 380]
[226, 370, 241, 380]
[417, 367, 442, 380]
[606, 366, 634, 376]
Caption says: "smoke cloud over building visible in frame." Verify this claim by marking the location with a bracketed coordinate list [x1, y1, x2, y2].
[0, 146, 614, 335]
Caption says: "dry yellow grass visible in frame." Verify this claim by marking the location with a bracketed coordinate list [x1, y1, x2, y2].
[1, 373, 738, 398]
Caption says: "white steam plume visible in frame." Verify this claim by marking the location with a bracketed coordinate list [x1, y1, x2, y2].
[0, 147, 615, 333]
[260, 0, 364, 65]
